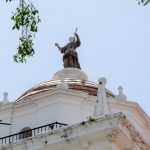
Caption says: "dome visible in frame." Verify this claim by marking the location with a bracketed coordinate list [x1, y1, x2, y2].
[16, 68, 114, 103]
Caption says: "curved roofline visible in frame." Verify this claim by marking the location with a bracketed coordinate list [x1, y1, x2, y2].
[16, 78, 115, 103]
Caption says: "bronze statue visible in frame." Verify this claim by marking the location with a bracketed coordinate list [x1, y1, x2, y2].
[55, 28, 81, 69]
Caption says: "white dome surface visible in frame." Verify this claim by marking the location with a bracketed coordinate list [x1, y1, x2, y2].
[52, 68, 88, 80]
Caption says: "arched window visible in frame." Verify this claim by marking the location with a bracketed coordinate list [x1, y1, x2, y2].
[19, 127, 32, 139]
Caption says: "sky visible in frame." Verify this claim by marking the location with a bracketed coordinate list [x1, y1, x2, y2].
[0, 0, 150, 116]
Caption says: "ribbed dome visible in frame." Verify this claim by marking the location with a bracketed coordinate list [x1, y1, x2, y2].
[15, 68, 114, 103]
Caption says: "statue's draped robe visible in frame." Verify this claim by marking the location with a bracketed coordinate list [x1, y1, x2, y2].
[61, 37, 81, 69]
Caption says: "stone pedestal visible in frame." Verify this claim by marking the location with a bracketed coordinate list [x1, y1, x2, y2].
[52, 68, 88, 80]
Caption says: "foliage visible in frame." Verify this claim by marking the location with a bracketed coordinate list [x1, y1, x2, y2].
[6, 0, 41, 63]
[86, 116, 95, 124]
[138, 0, 150, 5]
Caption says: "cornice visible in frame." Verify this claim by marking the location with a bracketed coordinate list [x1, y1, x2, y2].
[0, 112, 121, 149]
[0, 112, 149, 150]
[119, 113, 150, 149]
[110, 98, 150, 125]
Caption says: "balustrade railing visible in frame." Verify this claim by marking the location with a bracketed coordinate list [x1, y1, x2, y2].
[0, 122, 67, 146]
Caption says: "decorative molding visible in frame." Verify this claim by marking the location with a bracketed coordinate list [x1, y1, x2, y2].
[119, 114, 150, 150]
[1, 112, 149, 150]
[110, 98, 150, 126]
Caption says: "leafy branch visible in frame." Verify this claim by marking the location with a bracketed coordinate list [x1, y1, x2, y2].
[6, 0, 41, 63]
[138, 0, 150, 5]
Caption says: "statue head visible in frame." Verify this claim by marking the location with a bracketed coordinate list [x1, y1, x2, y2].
[69, 37, 74, 42]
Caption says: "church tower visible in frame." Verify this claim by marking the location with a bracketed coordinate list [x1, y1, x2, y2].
[0, 33, 150, 150]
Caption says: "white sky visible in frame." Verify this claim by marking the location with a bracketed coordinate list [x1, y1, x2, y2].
[0, 0, 150, 115]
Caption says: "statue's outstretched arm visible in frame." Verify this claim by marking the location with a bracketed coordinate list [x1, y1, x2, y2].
[55, 43, 61, 51]
[55, 43, 66, 53]
[74, 33, 81, 47]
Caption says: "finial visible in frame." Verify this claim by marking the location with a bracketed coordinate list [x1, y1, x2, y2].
[93, 77, 109, 118]
[116, 86, 127, 101]
[118, 86, 123, 93]
[98, 77, 107, 85]
[2, 92, 9, 104]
